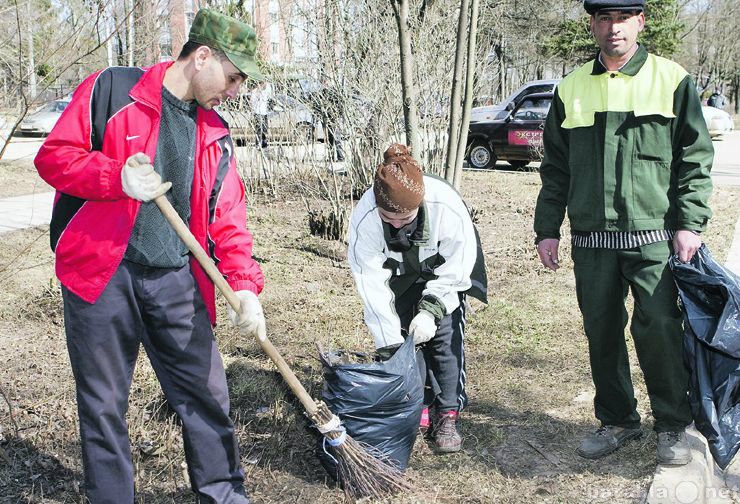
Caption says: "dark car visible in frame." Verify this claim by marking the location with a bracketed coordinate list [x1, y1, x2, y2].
[470, 79, 559, 123]
[466, 92, 553, 170]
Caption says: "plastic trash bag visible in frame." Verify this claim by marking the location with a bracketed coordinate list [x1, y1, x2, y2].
[669, 245, 740, 469]
[317, 335, 423, 477]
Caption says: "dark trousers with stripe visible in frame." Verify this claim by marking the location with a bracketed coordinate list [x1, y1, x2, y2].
[62, 261, 249, 504]
[400, 295, 468, 413]
[254, 114, 268, 148]
[571, 241, 692, 432]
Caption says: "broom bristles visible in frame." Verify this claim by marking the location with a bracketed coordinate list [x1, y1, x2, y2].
[332, 436, 414, 500]
[312, 402, 415, 500]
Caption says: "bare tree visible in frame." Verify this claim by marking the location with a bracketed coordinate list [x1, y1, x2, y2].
[452, 0, 479, 189]
[443, 0, 469, 182]
[391, 0, 420, 152]
[678, 0, 739, 111]
[0, 0, 167, 160]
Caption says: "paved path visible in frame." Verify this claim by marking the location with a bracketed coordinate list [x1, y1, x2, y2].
[711, 131, 740, 188]
[0, 191, 54, 234]
[1, 137, 43, 162]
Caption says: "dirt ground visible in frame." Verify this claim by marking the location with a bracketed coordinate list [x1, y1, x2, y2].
[0, 158, 738, 503]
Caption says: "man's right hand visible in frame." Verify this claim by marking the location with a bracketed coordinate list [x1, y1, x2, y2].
[409, 310, 437, 345]
[537, 238, 561, 271]
[121, 153, 172, 202]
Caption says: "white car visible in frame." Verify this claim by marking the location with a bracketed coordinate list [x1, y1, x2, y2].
[15, 99, 71, 137]
[702, 106, 734, 138]
[470, 79, 560, 123]
[219, 93, 319, 145]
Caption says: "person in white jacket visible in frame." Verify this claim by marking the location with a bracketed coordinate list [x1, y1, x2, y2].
[250, 80, 272, 149]
[348, 143, 487, 452]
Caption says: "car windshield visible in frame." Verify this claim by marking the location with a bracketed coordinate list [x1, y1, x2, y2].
[45, 101, 68, 113]
[513, 98, 551, 120]
[508, 84, 555, 106]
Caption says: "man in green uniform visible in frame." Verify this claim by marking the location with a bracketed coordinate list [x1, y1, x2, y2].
[534, 0, 713, 465]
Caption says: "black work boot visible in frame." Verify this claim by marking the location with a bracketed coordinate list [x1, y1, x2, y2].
[657, 430, 692, 466]
[577, 425, 643, 459]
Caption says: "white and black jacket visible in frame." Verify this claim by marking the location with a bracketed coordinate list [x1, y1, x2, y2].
[348, 175, 487, 348]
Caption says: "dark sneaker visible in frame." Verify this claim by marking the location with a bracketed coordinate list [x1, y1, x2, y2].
[433, 411, 462, 453]
[577, 425, 643, 459]
[657, 431, 692, 466]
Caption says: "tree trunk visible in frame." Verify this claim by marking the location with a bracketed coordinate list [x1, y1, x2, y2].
[127, 0, 135, 66]
[453, 0, 479, 190]
[170, 0, 187, 59]
[392, 0, 419, 153]
[105, 0, 115, 67]
[498, 35, 506, 102]
[444, 0, 469, 183]
[26, 0, 36, 99]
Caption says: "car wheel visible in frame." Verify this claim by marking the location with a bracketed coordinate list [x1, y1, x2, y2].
[468, 140, 495, 169]
[508, 160, 529, 170]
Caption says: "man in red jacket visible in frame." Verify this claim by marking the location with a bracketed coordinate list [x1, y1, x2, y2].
[35, 9, 264, 503]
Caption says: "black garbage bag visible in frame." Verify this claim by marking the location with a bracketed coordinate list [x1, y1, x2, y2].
[669, 244, 740, 469]
[317, 335, 423, 477]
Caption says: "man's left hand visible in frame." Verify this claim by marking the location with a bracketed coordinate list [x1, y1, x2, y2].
[227, 290, 266, 340]
[673, 230, 702, 263]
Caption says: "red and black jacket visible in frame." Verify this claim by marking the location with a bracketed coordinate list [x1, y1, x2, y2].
[35, 62, 264, 324]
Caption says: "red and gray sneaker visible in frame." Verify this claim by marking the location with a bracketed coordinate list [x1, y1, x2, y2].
[433, 410, 462, 453]
[420, 407, 431, 434]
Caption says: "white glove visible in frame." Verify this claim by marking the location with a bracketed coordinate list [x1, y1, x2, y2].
[409, 310, 437, 345]
[121, 153, 172, 202]
[227, 290, 266, 340]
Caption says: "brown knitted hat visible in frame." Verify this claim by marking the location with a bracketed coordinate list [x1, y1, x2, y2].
[373, 144, 425, 213]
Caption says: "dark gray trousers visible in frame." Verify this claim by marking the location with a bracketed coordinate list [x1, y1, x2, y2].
[254, 114, 268, 148]
[62, 260, 249, 504]
[400, 298, 468, 413]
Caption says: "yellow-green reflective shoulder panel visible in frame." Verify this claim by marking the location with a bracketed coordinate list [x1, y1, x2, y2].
[559, 54, 688, 129]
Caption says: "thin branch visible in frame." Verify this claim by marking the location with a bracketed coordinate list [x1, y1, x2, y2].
[0, 384, 19, 437]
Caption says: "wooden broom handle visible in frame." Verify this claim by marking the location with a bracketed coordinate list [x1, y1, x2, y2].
[154, 194, 319, 417]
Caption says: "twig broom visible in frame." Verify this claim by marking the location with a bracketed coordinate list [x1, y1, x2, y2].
[154, 194, 413, 500]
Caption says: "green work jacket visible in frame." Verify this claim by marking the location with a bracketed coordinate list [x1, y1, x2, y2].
[534, 46, 713, 240]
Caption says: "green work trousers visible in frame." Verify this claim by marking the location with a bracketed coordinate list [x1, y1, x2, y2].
[571, 240, 692, 432]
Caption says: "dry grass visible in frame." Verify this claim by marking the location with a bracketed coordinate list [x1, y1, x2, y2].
[0, 167, 738, 503]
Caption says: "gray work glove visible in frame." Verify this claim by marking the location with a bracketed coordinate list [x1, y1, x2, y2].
[121, 153, 171, 202]
[227, 290, 266, 340]
[409, 310, 437, 345]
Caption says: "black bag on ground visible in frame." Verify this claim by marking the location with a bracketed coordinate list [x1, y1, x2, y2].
[669, 245, 740, 469]
[317, 335, 423, 477]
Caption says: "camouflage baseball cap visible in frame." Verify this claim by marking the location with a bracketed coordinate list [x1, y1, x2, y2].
[188, 9, 264, 81]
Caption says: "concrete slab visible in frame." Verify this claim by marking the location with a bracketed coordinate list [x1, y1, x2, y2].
[724, 457, 740, 497]
[0, 192, 54, 233]
[647, 426, 736, 504]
